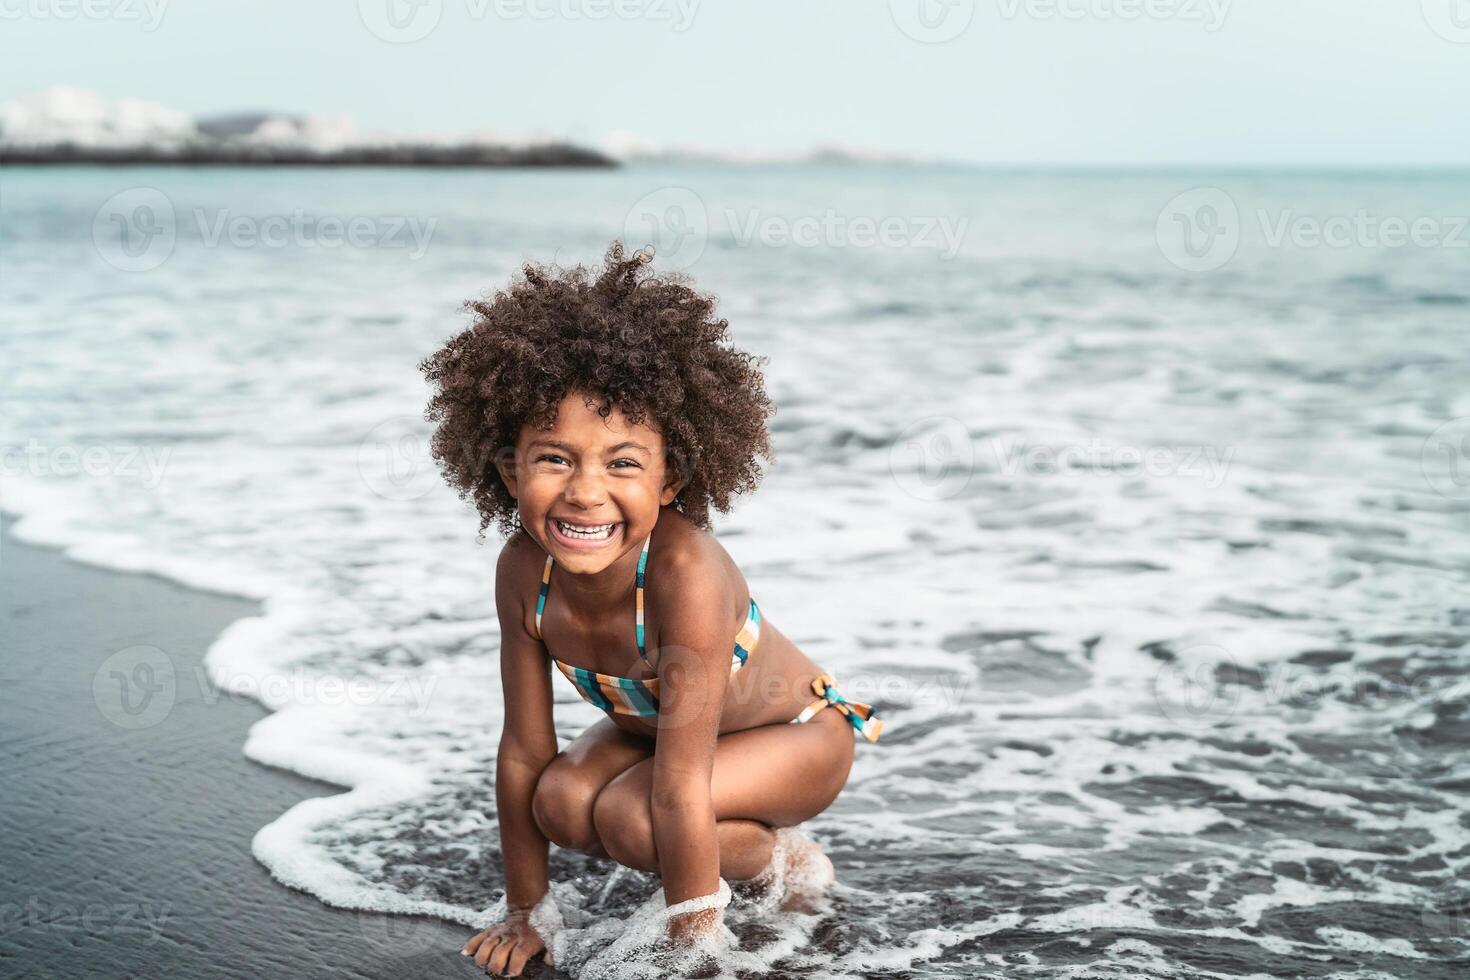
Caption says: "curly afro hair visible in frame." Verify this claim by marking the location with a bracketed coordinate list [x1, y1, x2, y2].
[418, 241, 775, 541]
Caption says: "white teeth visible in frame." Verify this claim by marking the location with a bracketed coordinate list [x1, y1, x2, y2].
[556, 520, 616, 540]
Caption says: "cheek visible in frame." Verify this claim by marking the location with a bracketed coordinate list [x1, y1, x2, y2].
[516, 472, 560, 505]
[610, 476, 668, 511]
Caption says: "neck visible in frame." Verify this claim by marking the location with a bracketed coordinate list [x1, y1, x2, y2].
[553, 533, 646, 616]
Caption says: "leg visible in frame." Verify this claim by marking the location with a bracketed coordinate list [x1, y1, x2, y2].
[530, 716, 653, 856]
[591, 706, 856, 878]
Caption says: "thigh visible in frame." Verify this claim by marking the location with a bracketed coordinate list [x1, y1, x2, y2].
[556, 715, 655, 773]
[605, 707, 856, 828]
[539, 715, 654, 797]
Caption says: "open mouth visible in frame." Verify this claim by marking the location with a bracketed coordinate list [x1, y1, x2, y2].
[549, 517, 622, 549]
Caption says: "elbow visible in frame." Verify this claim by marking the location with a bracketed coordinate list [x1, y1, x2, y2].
[497, 741, 557, 780]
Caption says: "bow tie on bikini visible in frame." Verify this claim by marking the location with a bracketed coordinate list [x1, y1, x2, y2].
[796, 672, 884, 742]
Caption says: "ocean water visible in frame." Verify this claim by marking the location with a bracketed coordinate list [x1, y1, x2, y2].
[2, 164, 1468, 978]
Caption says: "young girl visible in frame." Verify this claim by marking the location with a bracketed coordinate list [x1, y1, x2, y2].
[418, 243, 884, 977]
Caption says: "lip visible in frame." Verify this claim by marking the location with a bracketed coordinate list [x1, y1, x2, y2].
[547, 517, 623, 552]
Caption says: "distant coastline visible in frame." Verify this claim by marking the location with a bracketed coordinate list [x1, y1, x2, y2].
[0, 89, 618, 168]
[0, 143, 617, 167]
[1, 88, 924, 170]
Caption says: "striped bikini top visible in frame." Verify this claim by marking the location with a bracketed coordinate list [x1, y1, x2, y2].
[533, 534, 761, 718]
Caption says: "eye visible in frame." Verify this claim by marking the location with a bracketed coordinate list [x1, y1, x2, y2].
[609, 458, 642, 470]
[535, 453, 569, 466]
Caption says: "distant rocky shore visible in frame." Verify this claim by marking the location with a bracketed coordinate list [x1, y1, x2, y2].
[0, 141, 616, 167]
[0, 91, 617, 167]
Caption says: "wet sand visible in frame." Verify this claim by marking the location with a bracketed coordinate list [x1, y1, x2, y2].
[0, 514, 477, 979]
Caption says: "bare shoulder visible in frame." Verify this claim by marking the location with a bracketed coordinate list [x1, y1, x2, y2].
[495, 528, 548, 636]
[645, 508, 749, 616]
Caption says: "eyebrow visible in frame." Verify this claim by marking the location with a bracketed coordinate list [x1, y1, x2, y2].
[528, 439, 652, 456]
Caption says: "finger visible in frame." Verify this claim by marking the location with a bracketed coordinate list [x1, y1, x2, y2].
[463, 929, 490, 956]
[488, 937, 518, 976]
[505, 939, 539, 977]
[474, 934, 504, 969]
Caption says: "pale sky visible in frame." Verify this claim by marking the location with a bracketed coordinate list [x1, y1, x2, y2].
[3, 0, 1468, 165]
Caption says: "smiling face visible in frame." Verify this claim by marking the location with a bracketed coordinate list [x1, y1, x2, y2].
[497, 390, 684, 574]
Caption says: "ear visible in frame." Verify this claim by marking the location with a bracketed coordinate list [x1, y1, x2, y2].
[659, 450, 689, 506]
[494, 446, 519, 499]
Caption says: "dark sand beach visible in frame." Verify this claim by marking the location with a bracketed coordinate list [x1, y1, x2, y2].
[0, 514, 472, 979]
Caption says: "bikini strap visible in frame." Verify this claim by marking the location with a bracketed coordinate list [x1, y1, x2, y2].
[534, 535, 651, 652]
[635, 533, 651, 664]
[534, 553, 554, 640]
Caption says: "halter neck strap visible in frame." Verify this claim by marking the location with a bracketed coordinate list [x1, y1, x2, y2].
[634, 532, 651, 663]
[534, 533, 653, 667]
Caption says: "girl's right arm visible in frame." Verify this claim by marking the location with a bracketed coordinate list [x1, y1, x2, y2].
[493, 536, 560, 909]
[464, 537, 560, 976]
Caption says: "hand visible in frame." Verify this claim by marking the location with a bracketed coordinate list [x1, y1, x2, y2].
[462, 909, 550, 977]
[665, 905, 722, 945]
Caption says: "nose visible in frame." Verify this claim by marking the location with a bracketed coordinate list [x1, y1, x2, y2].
[562, 464, 609, 509]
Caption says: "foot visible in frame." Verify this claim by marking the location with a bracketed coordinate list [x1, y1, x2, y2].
[734, 826, 835, 913]
[778, 828, 835, 913]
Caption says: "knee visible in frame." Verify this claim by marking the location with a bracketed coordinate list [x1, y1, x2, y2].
[531, 760, 602, 853]
[592, 780, 658, 872]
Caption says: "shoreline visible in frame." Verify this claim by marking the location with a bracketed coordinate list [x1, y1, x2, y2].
[0, 513, 471, 979]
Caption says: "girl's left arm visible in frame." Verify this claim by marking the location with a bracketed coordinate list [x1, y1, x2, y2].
[648, 570, 735, 937]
